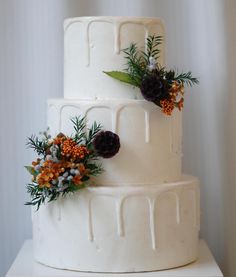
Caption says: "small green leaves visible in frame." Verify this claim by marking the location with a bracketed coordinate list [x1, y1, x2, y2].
[103, 71, 138, 87]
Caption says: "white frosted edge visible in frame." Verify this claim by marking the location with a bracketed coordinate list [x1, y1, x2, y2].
[64, 16, 165, 31]
[47, 98, 160, 108]
[88, 175, 199, 194]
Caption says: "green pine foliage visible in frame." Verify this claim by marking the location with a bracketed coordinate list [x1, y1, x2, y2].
[71, 116, 87, 144]
[122, 43, 146, 86]
[26, 135, 48, 157]
[25, 116, 104, 210]
[172, 71, 199, 86]
[86, 121, 102, 147]
[145, 35, 162, 61]
[104, 34, 199, 89]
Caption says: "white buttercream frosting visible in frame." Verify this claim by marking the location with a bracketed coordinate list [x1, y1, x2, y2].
[32, 175, 200, 272]
[47, 98, 182, 186]
[32, 16, 200, 273]
[64, 16, 165, 99]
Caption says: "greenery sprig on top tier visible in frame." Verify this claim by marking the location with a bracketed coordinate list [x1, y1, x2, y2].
[104, 35, 198, 115]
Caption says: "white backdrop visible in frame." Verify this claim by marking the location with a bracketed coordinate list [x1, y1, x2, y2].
[0, 0, 235, 276]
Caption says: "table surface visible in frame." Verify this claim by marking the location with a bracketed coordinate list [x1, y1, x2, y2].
[6, 240, 223, 277]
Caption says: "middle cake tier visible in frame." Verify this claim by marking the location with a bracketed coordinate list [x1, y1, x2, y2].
[48, 99, 182, 186]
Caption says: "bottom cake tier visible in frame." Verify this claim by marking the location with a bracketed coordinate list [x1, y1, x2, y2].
[32, 175, 200, 273]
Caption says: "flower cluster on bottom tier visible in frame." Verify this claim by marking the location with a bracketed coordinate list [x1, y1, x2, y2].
[32, 175, 200, 273]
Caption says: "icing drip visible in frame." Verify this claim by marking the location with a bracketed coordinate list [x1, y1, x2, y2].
[169, 112, 182, 155]
[65, 17, 164, 66]
[84, 21, 90, 67]
[46, 178, 199, 250]
[48, 104, 61, 134]
[114, 22, 121, 54]
[174, 192, 181, 224]
[58, 103, 84, 133]
[111, 109, 118, 133]
[169, 116, 174, 154]
[86, 185, 197, 248]
[117, 103, 151, 143]
[147, 196, 157, 250]
[33, 208, 41, 232]
[115, 196, 125, 237]
[86, 19, 114, 66]
[57, 200, 62, 221]
[158, 191, 181, 224]
[54, 101, 153, 144]
[88, 197, 94, 242]
[144, 110, 150, 143]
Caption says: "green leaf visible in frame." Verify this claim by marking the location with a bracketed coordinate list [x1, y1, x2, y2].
[24, 166, 37, 176]
[172, 71, 199, 86]
[103, 71, 138, 87]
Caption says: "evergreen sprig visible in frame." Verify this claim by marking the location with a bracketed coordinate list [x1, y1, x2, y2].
[25, 116, 106, 210]
[122, 43, 146, 86]
[71, 116, 102, 147]
[71, 116, 86, 144]
[103, 34, 199, 115]
[104, 35, 163, 87]
[26, 183, 47, 210]
[26, 135, 48, 156]
[86, 163, 104, 176]
[26, 183, 63, 210]
[86, 121, 102, 147]
[172, 71, 199, 87]
[144, 35, 163, 61]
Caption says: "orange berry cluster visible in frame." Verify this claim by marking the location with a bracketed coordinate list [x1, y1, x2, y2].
[160, 99, 175, 116]
[161, 81, 185, 115]
[61, 138, 89, 160]
[61, 138, 76, 156]
[72, 145, 89, 160]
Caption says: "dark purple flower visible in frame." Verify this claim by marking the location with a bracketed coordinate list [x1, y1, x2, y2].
[93, 131, 120, 158]
[140, 74, 169, 106]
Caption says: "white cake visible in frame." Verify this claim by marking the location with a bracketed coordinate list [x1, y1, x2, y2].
[32, 16, 200, 273]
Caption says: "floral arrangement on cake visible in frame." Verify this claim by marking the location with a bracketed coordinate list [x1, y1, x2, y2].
[25, 116, 120, 210]
[104, 35, 199, 115]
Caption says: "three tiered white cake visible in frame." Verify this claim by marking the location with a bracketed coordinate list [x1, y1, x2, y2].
[32, 16, 200, 273]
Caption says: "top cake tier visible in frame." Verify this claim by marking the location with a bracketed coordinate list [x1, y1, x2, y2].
[64, 16, 165, 99]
